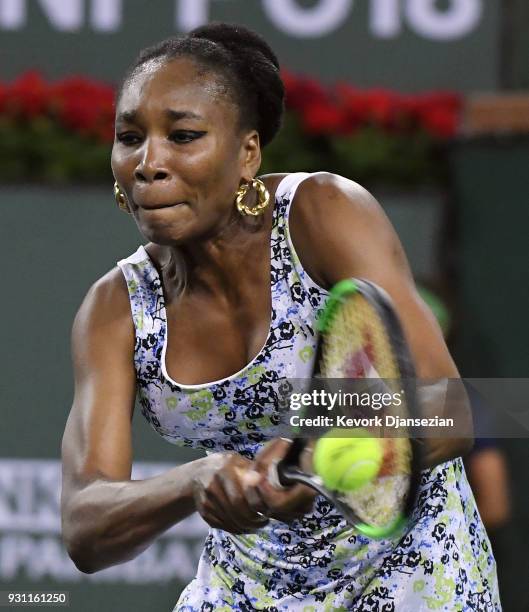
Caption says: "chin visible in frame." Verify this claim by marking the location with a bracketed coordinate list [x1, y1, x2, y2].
[139, 227, 193, 246]
[143, 224, 208, 247]
[133, 213, 196, 246]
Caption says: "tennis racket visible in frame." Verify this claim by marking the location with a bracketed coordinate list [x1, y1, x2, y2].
[270, 278, 423, 539]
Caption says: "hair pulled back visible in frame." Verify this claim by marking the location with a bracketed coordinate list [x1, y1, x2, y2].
[121, 22, 285, 148]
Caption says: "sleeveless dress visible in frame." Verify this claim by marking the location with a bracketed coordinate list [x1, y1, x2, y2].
[117, 172, 501, 612]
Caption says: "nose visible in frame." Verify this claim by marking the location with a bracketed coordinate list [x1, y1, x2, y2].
[134, 139, 171, 183]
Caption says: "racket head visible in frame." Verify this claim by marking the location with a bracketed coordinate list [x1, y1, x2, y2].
[279, 278, 422, 540]
[316, 278, 415, 383]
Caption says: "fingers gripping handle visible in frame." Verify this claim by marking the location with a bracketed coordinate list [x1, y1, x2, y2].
[268, 438, 329, 500]
[268, 438, 306, 488]
[267, 438, 369, 529]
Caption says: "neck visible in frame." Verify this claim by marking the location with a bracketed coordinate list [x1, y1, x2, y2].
[164, 207, 272, 300]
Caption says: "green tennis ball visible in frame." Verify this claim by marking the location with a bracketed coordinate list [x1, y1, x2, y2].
[313, 428, 383, 492]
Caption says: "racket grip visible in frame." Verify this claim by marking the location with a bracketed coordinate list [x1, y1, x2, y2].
[268, 460, 288, 489]
[269, 438, 307, 488]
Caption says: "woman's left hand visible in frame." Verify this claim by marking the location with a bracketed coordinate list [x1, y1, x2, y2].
[243, 438, 316, 523]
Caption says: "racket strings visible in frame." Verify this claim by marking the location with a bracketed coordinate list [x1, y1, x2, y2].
[378, 438, 412, 477]
[336, 438, 412, 527]
[321, 294, 410, 423]
[321, 295, 400, 380]
[319, 293, 414, 528]
[341, 474, 408, 526]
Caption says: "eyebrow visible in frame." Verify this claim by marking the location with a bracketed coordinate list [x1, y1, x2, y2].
[116, 109, 203, 123]
[165, 109, 202, 121]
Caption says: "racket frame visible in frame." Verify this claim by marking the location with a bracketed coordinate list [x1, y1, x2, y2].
[275, 278, 423, 540]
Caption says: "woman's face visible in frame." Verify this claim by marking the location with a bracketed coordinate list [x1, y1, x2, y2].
[111, 57, 260, 246]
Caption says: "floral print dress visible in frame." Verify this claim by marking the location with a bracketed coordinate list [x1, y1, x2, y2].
[117, 172, 500, 611]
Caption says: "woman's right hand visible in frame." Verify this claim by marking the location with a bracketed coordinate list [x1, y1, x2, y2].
[192, 453, 270, 534]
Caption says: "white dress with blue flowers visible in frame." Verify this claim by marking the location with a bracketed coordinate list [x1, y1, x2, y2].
[117, 172, 500, 611]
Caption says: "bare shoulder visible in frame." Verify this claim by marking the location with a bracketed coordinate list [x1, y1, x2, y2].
[295, 172, 384, 223]
[73, 265, 132, 343]
[289, 172, 397, 287]
[294, 171, 395, 248]
[259, 173, 290, 200]
[81, 266, 129, 314]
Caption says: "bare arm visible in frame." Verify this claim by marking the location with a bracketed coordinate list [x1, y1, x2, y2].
[289, 173, 473, 467]
[61, 268, 275, 573]
[61, 268, 207, 573]
[467, 448, 511, 529]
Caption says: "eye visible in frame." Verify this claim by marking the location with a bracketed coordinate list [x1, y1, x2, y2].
[116, 132, 142, 146]
[169, 130, 206, 144]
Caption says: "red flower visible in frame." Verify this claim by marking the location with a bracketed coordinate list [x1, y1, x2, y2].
[335, 84, 402, 131]
[362, 89, 399, 127]
[398, 95, 423, 126]
[49, 76, 115, 142]
[4, 71, 49, 118]
[420, 106, 458, 138]
[282, 70, 330, 113]
[415, 92, 462, 138]
[334, 83, 362, 132]
[301, 100, 347, 136]
[0, 82, 6, 114]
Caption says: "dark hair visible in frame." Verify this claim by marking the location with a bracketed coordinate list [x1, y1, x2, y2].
[120, 22, 285, 148]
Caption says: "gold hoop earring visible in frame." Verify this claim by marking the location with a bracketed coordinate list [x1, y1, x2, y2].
[114, 181, 131, 214]
[236, 178, 270, 217]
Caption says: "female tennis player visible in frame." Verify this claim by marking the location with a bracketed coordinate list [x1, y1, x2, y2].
[60, 23, 500, 610]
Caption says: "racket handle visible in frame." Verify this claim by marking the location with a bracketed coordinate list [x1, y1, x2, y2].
[269, 438, 307, 488]
[268, 460, 288, 489]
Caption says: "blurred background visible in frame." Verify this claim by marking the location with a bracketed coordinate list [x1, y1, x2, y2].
[1, 1, 528, 610]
